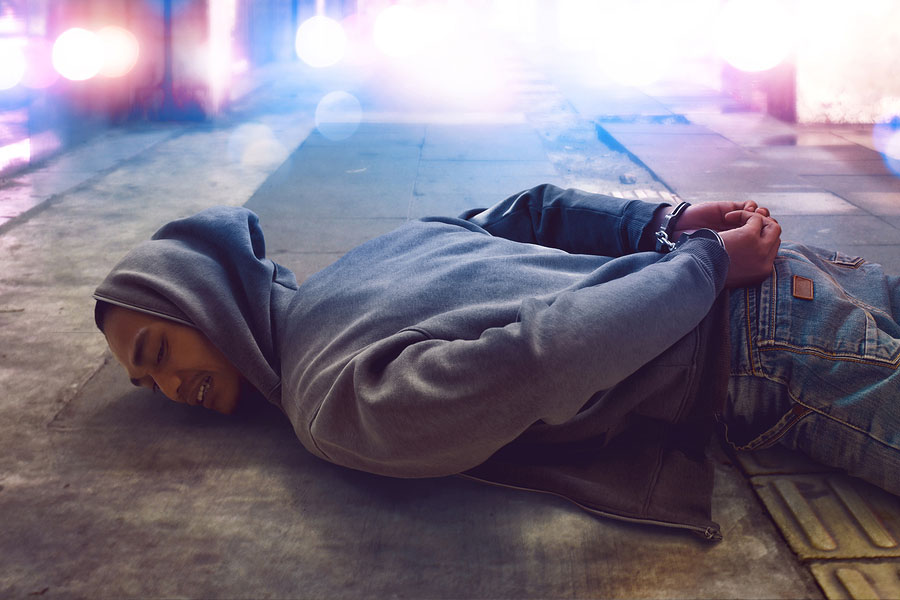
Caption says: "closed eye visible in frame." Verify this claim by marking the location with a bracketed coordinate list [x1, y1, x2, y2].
[156, 337, 166, 365]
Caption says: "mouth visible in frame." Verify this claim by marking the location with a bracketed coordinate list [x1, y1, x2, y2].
[190, 374, 212, 408]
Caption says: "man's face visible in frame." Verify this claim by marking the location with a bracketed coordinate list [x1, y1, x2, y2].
[103, 305, 243, 415]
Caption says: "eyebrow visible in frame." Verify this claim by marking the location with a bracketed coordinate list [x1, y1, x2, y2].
[129, 328, 149, 387]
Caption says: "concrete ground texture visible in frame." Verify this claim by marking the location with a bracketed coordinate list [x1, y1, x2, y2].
[2, 52, 900, 598]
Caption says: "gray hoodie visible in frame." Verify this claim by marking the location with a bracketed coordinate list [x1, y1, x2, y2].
[95, 184, 731, 540]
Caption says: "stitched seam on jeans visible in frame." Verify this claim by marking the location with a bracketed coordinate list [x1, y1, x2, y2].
[781, 249, 881, 312]
[735, 405, 813, 451]
[758, 344, 900, 368]
[827, 252, 865, 269]
[769, 259, 778, 346]
[744, 287, 759, 376]
[793, 398, 900, 452]
[829, 261, 864, 270]
[738, 370, 900, 454]
[740, 365, 900, 452]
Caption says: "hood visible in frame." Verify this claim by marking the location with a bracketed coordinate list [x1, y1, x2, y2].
[93, 206, 298, 402]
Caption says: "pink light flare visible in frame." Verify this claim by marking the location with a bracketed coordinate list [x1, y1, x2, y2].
[22, 40, 58, 89]
[97, 26, 140, 78]
[208, 0, 236, 112]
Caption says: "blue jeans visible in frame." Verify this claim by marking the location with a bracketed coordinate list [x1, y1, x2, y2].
[724, 242, 900, 496]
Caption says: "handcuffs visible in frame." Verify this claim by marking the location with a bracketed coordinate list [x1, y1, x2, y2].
[654, 201, 725, 253]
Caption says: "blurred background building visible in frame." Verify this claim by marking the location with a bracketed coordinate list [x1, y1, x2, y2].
[1, 0, 899, 179]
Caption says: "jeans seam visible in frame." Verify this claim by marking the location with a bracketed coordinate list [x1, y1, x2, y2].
[793, 398, 900, 453]
[727, 403, 813, 451]
[723, 371, 799, 450]
[758, 344, 900, 368]
[744, 287, 758, 376]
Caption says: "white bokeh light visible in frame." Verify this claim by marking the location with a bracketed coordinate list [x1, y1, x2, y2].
[716, 0, 793, 72]
[98, 26, 140, 78]
[593, 3, 679, 86]
[0, 41, 27, 90]
[315, 91, 362, 141]
[295, 15, 347, 68]
[52, 28, 103, 81]
[373, 4, 424, 59]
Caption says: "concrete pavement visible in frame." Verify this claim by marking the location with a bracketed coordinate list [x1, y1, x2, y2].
[2, 53, 898, 598]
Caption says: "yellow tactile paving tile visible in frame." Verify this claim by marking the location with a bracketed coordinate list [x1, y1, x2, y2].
[752, 474, 900, 560]
[811, 561, 900, 600]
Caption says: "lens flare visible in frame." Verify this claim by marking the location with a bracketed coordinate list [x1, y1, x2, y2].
[98, 26, 140, 78]
[52, 28, 103, 81]
[716, 0, 792, 72]
[373, 4, 423, 59]
[22, 40, 57, 89]
[873, 116, 900, 178]
[228, 123, 287, 168]
[0, 138, 30, 173]
[0, 41, 26, 90]
[592, 3, 680, 86]
[295, 15, 347, 68]
[315, 91, 362, 141]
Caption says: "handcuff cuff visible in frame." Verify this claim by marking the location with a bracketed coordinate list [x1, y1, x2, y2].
[654, 201, 725, 253]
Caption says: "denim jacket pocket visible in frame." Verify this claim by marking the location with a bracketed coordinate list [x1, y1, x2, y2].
[756, 252, 900, 366]
[827, 250, 865, 269]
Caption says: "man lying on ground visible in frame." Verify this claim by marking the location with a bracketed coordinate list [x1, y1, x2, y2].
[93, 184, 900, 541]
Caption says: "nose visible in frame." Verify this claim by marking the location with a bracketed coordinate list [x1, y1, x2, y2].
[153, 371, 183, 403]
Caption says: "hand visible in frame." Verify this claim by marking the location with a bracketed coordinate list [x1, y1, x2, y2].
[673, 201, 772, 236]
[718, 211, 781, 288]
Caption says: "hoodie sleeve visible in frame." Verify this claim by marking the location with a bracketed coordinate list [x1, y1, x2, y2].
[305, 237, 728, 478]
[458, 183, 667, 256]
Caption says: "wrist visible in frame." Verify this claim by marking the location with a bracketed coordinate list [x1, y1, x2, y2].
[655, 201, 691, 252]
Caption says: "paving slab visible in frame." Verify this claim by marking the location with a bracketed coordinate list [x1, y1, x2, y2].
[6, 355, 820, 600]
[810, 561, 900, 600]
[408, 191, 501, 220]
[606, 80, 900, 600]
[0, 127, 178, 228]
[685, 191, 862, 215]
[248, 132, 419, 220]
[421, 123, 548, 161]
[414, 159, 559, 197]
[12, 53, 900, 599]
[598, 131, 741, 151]
[749, 145, 886, 162]
[772, 215, 900, 251]
[802, 174, 900, 194]
[300, 123, 427, 148]
[259, 217, 407, 256]
[753, 474, 900, 560]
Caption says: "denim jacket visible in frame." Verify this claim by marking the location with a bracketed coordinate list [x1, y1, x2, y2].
[279, 184, 731, 540]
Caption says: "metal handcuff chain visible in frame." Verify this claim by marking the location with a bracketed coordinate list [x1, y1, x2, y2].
[654, 201, 725, 253]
